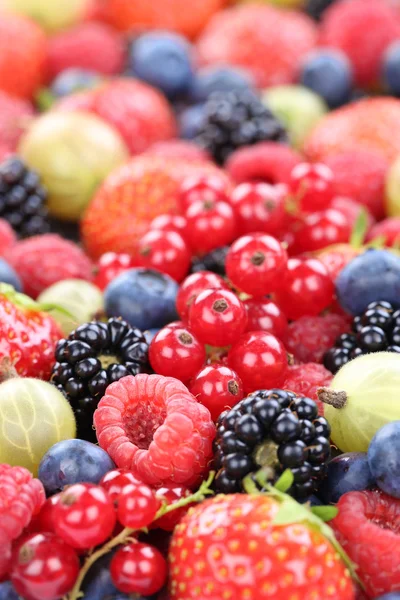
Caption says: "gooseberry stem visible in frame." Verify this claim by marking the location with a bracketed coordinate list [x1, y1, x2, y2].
[317, 387, 348, 409]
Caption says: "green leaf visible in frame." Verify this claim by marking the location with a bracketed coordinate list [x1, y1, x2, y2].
[35, 88, 56, 112]
[350, 208, 369, 248]
[274, 469, 294, 493]
[310, 505, 338, 522]
[366, 235, 386, 249]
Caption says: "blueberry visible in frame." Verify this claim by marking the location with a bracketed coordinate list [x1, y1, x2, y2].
[375, 594, 400, 600]
[38, 439, 115, 495]
[51, 68, 103, 98]
[368, 421, 400, 498]
[319, 452, 375, 504]
[104, 268, 179, 331]
[189, 65, 254, 103]
[0, 258, 22, 291]
[0, 581, 19, 600]
[129, 32, 194, 98]
[179, 103, 205, 139]
[383, 41, 400, 97]
[336, 249, 400, 315]
[300, 49, 353, 108]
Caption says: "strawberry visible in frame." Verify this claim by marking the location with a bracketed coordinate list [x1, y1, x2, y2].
[81, 155, 230, 259]
[169, 486, 356, 600]
[0, 285, 62, 380]
[197, 4, 317, 88]
[0, 91, 34, 159]
[0, 14, 47, 99]
[55, 78, 177, 155]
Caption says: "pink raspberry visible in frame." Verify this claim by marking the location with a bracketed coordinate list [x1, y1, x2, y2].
[282, 363, 333, 415]
[94, 374, 216, 488]
[0, 464, 45, 544]
[0, 219, 16, 256]
[286, 313, 350, 364]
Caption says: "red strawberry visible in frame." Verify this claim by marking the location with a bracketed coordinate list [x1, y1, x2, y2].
[304, 98, 400, 162]
[197, 4, 317, 88]
[320, 0, 400, 87]
[0, 286, 62, 380]
[169, 493, 355, 600]
[0, 14, 47, 99]
[47, 22, 125, 81]
[55, 78, 177, 155]
[0, 91, 34, 158]
[81, 155, 230, 259]
[317, 243, 361, 281]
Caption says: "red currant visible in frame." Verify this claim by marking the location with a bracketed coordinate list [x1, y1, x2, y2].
[53, 483, 116, 549]
[289, 162, 334, 212]
[153, 484, 192, 531]
[137, 230, 191, 282]
[149, 325, 206, 382]
[226, 233, 288, 297]
[27, 494, 61, 535]
[189, 364, 244, 421]
[179, 174, 229, 212]
[230, 182, 286, 236]
[189, 288, 248, 348]
[94, 252, 137, 290]
[110, 542, 167, 596]
[185, 199, 236, 254]
[274, 258, 334, 320]
[244, 298, 288, 341]
[228, 331, 288, 394]
[149, 214, 188, 241]
[117, 482, 160, 529]
[10, 533, 79, 600]
[176, 271, 228, 321]
[295, 208, 351, 253]
[99, 469, 142, 502]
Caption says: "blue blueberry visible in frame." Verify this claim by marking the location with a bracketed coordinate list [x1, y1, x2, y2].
[383, 41, 400, 97]
[129, 32, 194, 98]
[189, 65, 254, 103]
[336, 249, 400, 315]
[38, 439, 115, 495]
[179, 103, 205, 139]
[319, 452, 375, 504]
[104, 268, 179, 331]
[375, 594, 400, 600]
[51, 68, 103, 98]
[368, 421, 400, 499]
[0, 582, 19, 600]
[300, 49, 353, 108]
[0, 258, 22, 291]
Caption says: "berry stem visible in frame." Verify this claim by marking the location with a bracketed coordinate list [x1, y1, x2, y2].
[317, 387, 348, 409]
[66, 472, 215, 600]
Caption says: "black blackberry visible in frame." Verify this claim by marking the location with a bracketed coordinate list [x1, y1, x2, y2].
[323, 300, 400, 374]
[0, 156, 50, 237]
[51, 317, 149, 442]
[191, 246, 228, 276]
[305, 0, 337, 21]
[213, 389, 331, 500]
[195, 90, 288, 165]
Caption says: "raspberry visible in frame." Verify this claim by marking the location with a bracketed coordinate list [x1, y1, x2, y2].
[0, 219, 16, 256]
[5, 234, 93, 299]
[226, 141, 302, 185]
[0, 464, 45, 543]
[332, 490, 400, 597]
[286, 314, 350, 364]
[93, 374, 216, 487]
[282, 363, 333, 415]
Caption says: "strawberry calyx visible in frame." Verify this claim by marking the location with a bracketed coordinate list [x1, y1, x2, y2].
[0, 283, 73, 319]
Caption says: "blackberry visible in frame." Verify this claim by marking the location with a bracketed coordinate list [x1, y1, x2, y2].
[51, 317, 149, 442]
[213, 389, 331, 500]
[305, 0, 337, 21]
[191, 246, 228, 276]
[195, 90, 288, 165]
[0, 156, 50, 238]
[324, 300, 400, 374]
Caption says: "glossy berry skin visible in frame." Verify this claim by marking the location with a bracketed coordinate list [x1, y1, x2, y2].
[137, 230, 191, 282]
[190, 364, 244, 421]
[10, 533, 79, 600]
[275, 258, 334, 321]
[228, 331, 288, 394]
[244, 298, 288, 341]
[229, 182, 286, 236]
[149, 325, 205, 382]
[149, 214, 188, 241]
[189, 288, 247, 348]
[154, 484, 193, 531]
[295, 209, 351, 253]
[117, 482, 160, 529]
[110, 543, 167, 596]
[368, 421, 400, 499]
[185, 199, 236, 254]
[176, 270, 228, 321]
[320, 452, 374, 504]
[94, 252, 137, 291]
[289, 162, 335, 212]
[27, 494, 60, 535]
[53, 483, 116, 549]
[99, 469, 141, 502]
[179, 174, 230, 212]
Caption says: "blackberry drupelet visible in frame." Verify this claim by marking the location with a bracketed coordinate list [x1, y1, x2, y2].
[323, 300, 400, 374]
[51, 317, 149, 442]
[0, 156, 50, 237]
[195, 90, 288, 165]
[213, 389, 331, 500]
[191, 246, 228, 276]
[305, 0, 337, 21]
